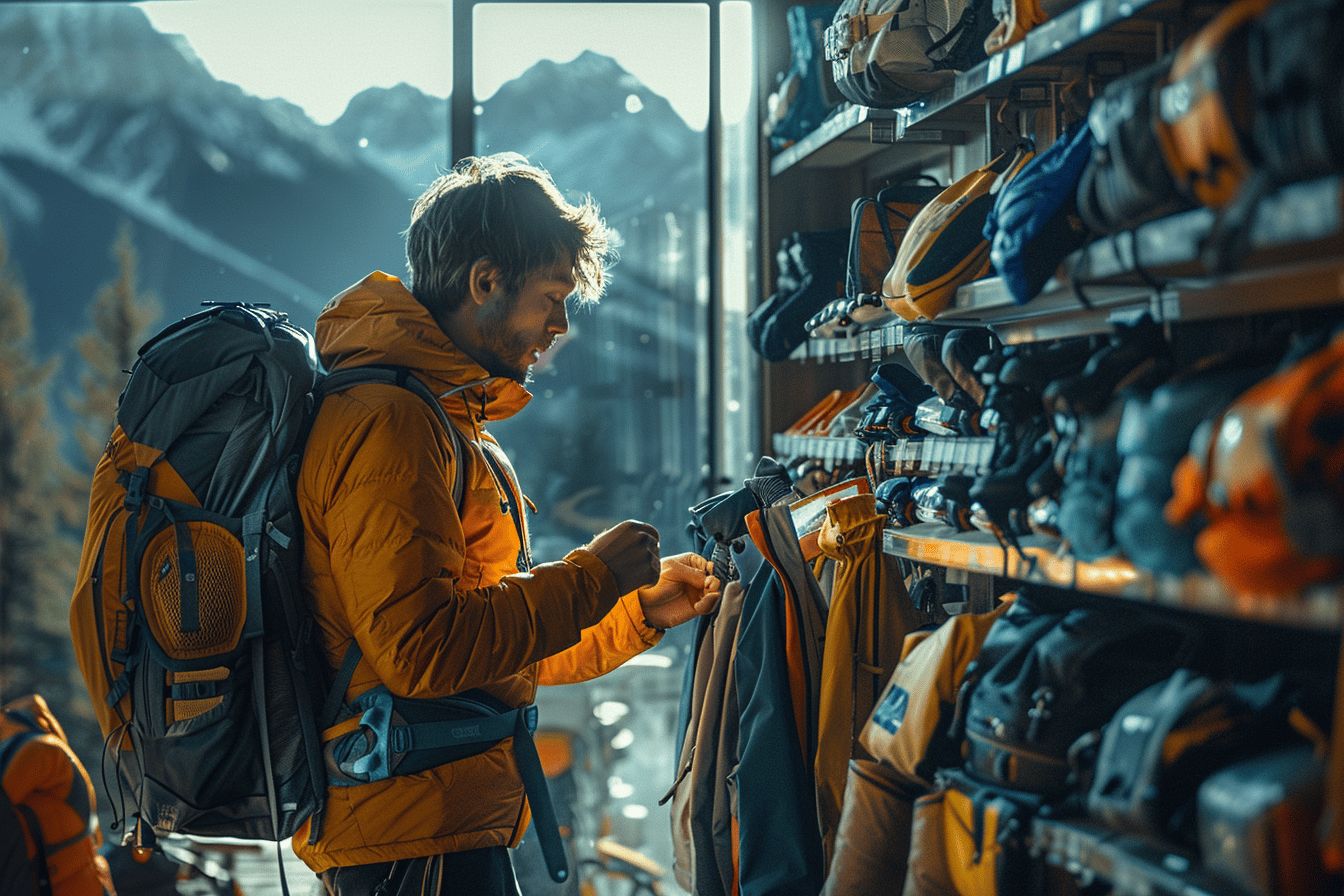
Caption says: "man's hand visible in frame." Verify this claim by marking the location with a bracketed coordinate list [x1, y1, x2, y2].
[585, 520, 662, 596]
[638, 553, 723, 631]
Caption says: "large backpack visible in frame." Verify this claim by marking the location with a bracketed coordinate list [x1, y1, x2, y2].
[66, 304, 486, 849]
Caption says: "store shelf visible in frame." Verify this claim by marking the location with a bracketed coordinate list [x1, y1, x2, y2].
[771, 433, 866, 464]
[876, 437, 996, 477]
[883, 523, 1344, 630]
[770, 105, 900, 174]
[770, 0, 1166, 176]
[1032, 819, 1230, 896]
[791, 319, 908, 362]
[788, 177, 1344, 359]
[940, 176, 1344, 342]
[772, 434, 997, 476]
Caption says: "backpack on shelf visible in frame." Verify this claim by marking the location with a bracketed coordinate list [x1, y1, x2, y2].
[883, 141, 1034, 322]
[767, 3, 846, 151]
[824, 0, 997, 109]
[964, 603, 1199, 796]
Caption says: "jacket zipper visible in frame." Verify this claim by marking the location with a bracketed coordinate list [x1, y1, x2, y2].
[479, 448, 531, 573]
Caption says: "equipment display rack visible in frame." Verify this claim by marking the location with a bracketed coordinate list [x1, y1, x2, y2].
[756, 0, 1344, 889]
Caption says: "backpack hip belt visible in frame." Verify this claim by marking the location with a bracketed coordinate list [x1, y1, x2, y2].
[318, 643, 570, 883]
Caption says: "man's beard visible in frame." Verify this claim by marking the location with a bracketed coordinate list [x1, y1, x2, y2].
[476, 291, 535, 383]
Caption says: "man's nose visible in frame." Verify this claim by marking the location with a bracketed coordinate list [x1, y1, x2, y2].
[548, 303, 569, 336]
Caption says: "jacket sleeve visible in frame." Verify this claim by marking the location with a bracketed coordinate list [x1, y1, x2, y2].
[534, 589, 663, 685]
[319, 394, 621, 698]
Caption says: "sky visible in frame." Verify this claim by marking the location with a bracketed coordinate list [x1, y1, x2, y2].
[135, 1, 743, 130]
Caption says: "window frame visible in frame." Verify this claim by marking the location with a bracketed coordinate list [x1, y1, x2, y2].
[456, 0, 754, 493]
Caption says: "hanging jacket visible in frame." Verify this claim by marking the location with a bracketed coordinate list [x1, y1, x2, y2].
[733, 502, 828, 896]
[814, 494, 929, 867]
[293, 272, 661, 871]
[668, 578, 749, 896]
[0, 695, 115, 896]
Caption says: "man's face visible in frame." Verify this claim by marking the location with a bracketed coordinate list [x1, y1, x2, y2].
[475, 262, 575, 383]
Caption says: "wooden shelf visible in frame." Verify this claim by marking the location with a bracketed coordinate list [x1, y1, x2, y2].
[1032, 818, 1231, 896]
[883, 523, 1344, 630]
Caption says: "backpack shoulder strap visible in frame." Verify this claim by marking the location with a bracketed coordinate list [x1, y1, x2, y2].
[317, 365, 467, 510]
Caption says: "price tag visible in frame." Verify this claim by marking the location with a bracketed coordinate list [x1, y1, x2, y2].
[988, 53, 1006, 82]
[1080, 0, 1102, 34]
[1006, 43, 1026, 73]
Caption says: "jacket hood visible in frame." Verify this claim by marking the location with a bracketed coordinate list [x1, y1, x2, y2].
[315, 271, 531, 427]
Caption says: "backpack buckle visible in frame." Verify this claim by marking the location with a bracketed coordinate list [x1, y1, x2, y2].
[124, 467, 151, 511]
[524, 705, 539, 734]
[346, 690, 395, 783]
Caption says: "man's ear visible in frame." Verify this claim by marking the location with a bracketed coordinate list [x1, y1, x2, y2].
[467, 258, 501, 307]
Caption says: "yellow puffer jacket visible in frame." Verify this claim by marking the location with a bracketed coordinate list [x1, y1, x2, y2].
[293, 272, 661, 871]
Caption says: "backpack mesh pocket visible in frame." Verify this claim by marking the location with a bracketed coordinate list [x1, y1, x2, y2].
[140, 522, 247, 662]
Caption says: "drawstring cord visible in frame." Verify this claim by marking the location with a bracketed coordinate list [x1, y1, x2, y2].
[101, 722, 131, 834]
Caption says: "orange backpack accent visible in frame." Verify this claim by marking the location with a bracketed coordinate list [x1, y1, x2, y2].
[1166, 331, 1344, 595]
[1154, 0, 1270, 209]
[984, 0, 1047, 55]
[0, 695, 115, 896]
[882, 143, 1034, 322]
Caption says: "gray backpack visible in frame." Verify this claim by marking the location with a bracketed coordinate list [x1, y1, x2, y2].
[824, 0, 996, 108]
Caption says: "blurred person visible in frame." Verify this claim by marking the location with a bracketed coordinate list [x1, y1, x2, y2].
[297, 153, 720, 896]
[0, 694, 116, 896]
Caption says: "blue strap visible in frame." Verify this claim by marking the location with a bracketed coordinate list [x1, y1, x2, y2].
[387, 710, 523, 754]
[509, 708, 569, 883]
[168, 679, 227, 701]
[321, 641, 363, 729]
[242, 512, 265, 639]
[171, 517, 200, 634]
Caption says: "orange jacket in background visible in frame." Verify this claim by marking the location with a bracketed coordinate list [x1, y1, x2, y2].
[0, 695, 114, 896]
[293, 272, 661, 871]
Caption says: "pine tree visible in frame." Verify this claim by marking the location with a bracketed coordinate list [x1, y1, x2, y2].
[69, 222, 161, 472]
[0, 224, 79, 707]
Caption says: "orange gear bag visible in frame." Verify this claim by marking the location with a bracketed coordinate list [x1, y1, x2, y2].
[1166, 330, 1344, 596]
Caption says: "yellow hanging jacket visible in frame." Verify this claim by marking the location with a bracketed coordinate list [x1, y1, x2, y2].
[814, 494, 929, 868]
[293, 272, 662, 871]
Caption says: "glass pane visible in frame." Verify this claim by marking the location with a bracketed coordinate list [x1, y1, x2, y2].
[472, 3, 710, 886]
[719, 0, 760, 484]
[0, 2, 449, 888]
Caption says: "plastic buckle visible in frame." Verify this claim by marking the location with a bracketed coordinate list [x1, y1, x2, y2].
[124, 468, 150, 511]
[348, 690, 394, 782]
[524, 705, 539, 734]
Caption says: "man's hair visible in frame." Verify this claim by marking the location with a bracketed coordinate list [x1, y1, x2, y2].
[405, 153, 611, 316]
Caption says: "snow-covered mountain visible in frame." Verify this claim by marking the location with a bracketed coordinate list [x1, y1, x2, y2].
[330, 50, 704, 221]
[330, 83, 450, 194]
[0, 4, 705, 360]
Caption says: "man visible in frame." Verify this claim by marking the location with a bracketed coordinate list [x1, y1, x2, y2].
[295, 153, 720, 894]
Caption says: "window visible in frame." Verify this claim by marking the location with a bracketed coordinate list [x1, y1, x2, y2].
[1, 2, 754, 886]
